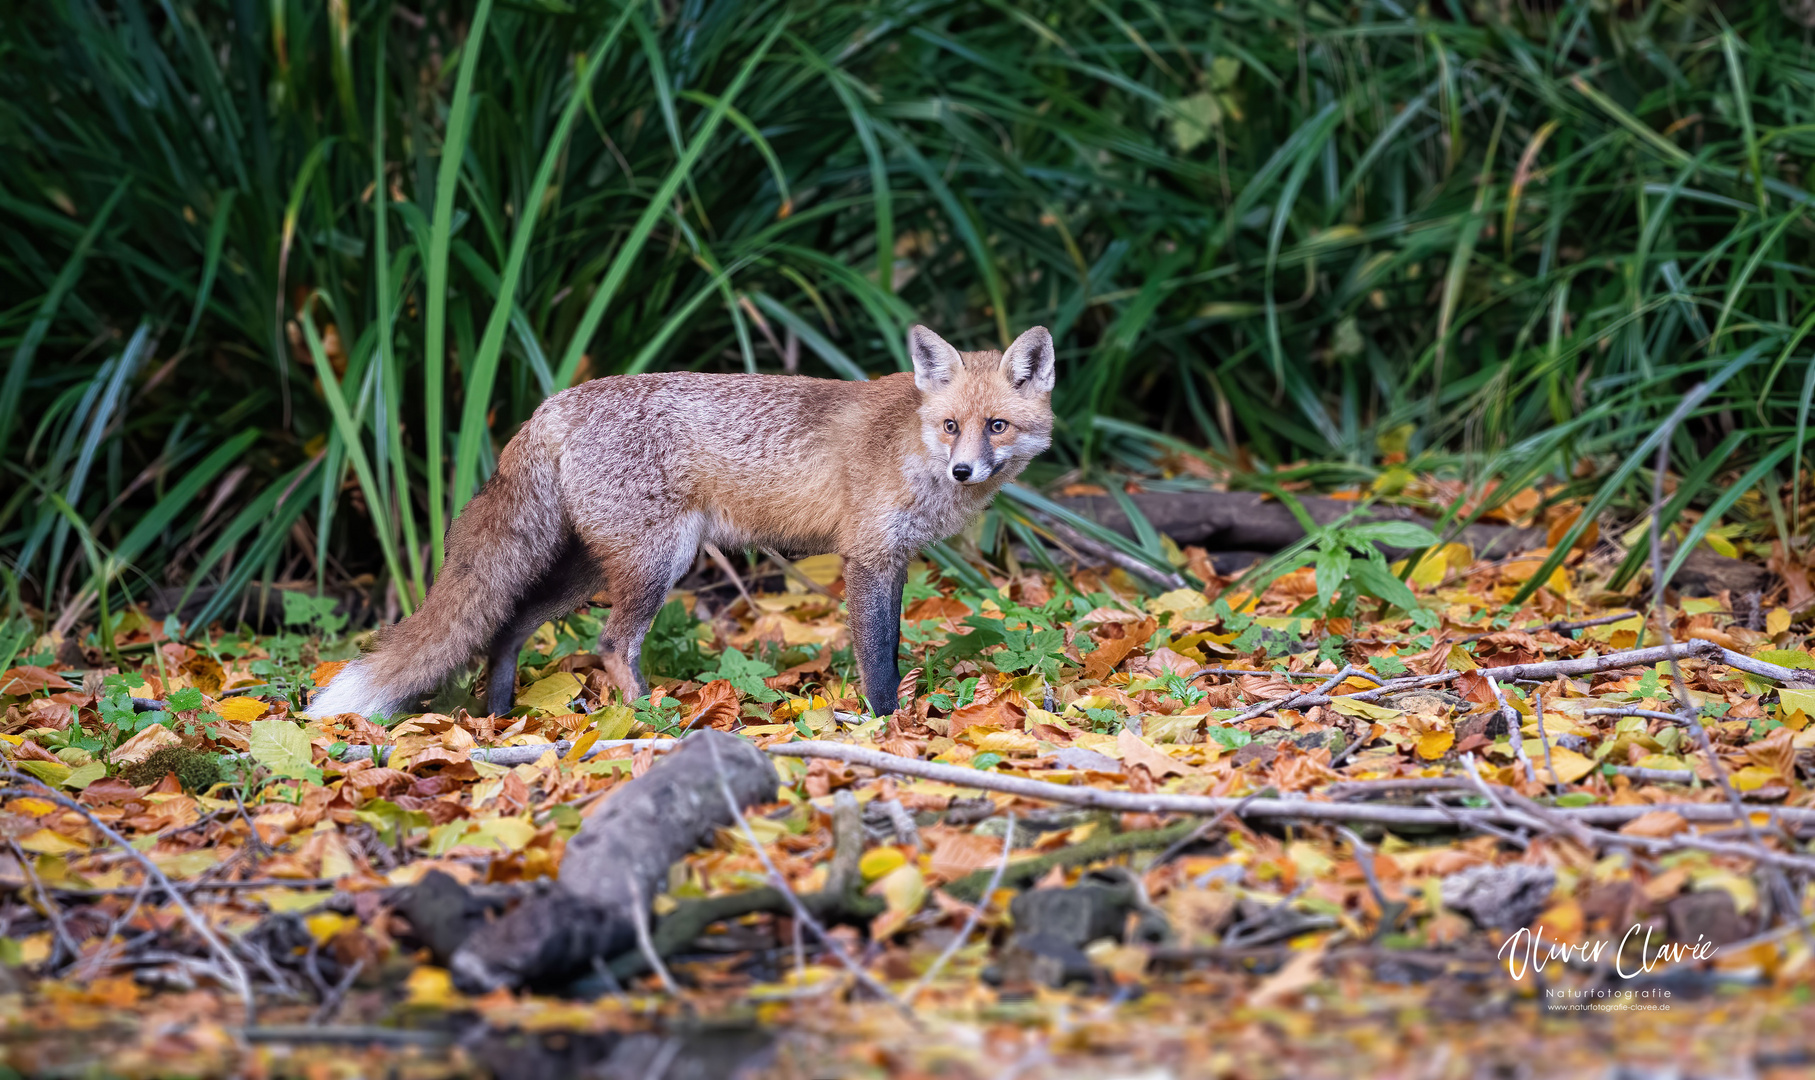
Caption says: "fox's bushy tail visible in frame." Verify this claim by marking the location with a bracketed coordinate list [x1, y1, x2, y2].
[307, 419, 568, 718]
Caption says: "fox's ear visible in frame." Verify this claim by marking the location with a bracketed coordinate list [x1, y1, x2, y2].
[1004, 326, 1055, 395]
[908, 325, 962, 393]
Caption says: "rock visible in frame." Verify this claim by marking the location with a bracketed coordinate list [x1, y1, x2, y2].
[1440, 864, 1556, 930]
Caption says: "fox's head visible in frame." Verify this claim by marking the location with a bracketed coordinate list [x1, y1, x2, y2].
[909, 324, 1056, 487]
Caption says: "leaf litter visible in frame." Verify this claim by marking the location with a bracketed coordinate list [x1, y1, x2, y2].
[5, 525, 1815, 1077]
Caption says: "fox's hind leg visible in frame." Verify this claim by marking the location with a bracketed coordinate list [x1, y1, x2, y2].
[482, 534, 603, 716]
[590, 517, 703, 703]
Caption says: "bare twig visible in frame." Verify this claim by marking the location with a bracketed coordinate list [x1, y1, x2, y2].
[702, 542, 757, 612]
[904, 813, 1013, 1005]
[1229, 664, 1366, 724]
[8, 836, 79, 968]
[1459, 611, 1639, 642]
[1335, 826, 1389, 912]
[1485, 675, 1536, 784]
[309, 958, 364, 1026]
[1034, 516, 1187, 590]
[1532, 693, 1559, 790]
[767, 741, 1815, 832]
[758, 545, 839, 599]
[626, 876, 685, 1002]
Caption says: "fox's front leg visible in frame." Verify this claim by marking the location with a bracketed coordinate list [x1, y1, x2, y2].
[842, 556, 908, 715]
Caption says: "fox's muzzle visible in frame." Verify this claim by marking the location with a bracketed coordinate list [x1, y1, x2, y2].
[950, 459, 992, 484]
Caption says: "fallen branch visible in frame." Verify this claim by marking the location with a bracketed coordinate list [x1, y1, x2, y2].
[445, 729, 777, 992]
[766, 741, 1815, 831]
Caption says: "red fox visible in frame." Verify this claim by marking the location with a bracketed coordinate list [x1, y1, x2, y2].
[307, 324, 1055, 719]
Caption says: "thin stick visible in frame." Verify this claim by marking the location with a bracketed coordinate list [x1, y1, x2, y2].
[8, 836, 79, 968]
[625, 876, 685, 1002]
[1335, 826, 1389, 913]
[1533, 692, 1559, 790]
[758, 545, 839, 599]
[1459, 611, 1639, 642]
[1485, 675, 1536, 784]
[0, 776, 256, 1024]
[702, 542, 756, 612]
[703, 735, 918, 1023]
[903, 813, 1013, 1005]
[1229, 664, 1365, 724]
[766, 741, 1815, 831]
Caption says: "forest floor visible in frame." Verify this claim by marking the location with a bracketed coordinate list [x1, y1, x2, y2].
[5, 514, 1815, 1078]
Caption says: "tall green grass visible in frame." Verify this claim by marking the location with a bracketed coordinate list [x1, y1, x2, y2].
[3, 0, 1814, 625]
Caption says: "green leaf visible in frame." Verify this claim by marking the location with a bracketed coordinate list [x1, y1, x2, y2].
[167, 686, 206, 712]
[971, 752, 1004, 770]
[1314, 545, 1351, 607]
[1349, 557, 1421, 612]
[248, 720, 322, 783]
[1344, 521, 1442, 549]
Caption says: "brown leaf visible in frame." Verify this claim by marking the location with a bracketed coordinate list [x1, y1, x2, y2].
[12, 739, 59, 762]
[904, 596, 972, 621]
[111, 722, 182, 765]
[1619, 810, 1688, 838]
[0, 666, 74, 695]
[682, 679, 741, 731]
[947, 695, 1025, 732]
[925, 826, 1005, 882]
[1117, 729, 1195, 778]
[1085, 617, 1157, 681]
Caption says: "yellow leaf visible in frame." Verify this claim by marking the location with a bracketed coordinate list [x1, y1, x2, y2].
[563, 727, 600, 763]
[860, 847, 908, 883]
[154, 850, 222, 879]
[1690, 869, 1757, 914]
[518, 672, 583, 715]
[867, 863, 927, 939]
[1632, 754, 1691, 772]
[785, 553, 844, 593]
[973, 729, 1040, 756]
[17, 829, 88, 855]
[1527, 743, 1598, 784]
[470, 816, 538, 852]
[306, 912, 356, 944]
[1329, 697, 1403, 721]
[1407, 551, 1448, 589]
[404, 966, 464, 1008]
[589, 704, 636, 742]
[251, 888, 334, 914]
[1730, 765, 1782, 792]
[1780, 688, 1815, 721]
[1704, 533, 1739, 559]
[10, 798, 55, 816]
[214, 697, 268, 723]
[1768, 607, 1793, 637]
[1415, 731, 1455, 760]
[1445, 643, 1478, 671]
[1145, 587, 1211, 616]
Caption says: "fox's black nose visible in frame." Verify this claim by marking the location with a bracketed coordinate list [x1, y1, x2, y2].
[950, 463, 972, 482]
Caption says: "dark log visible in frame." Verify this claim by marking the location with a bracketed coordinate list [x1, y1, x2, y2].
[1051, 490, 1544, 558]
[444, 729, 778, 992]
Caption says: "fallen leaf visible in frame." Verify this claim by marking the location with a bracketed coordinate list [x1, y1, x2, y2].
[1117, 729, 1195, 777]
[110, 723, 182, 766]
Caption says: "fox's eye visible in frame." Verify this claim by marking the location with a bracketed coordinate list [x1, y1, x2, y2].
[944, 419, 958, 434]
[989, 419, 1008, 434]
